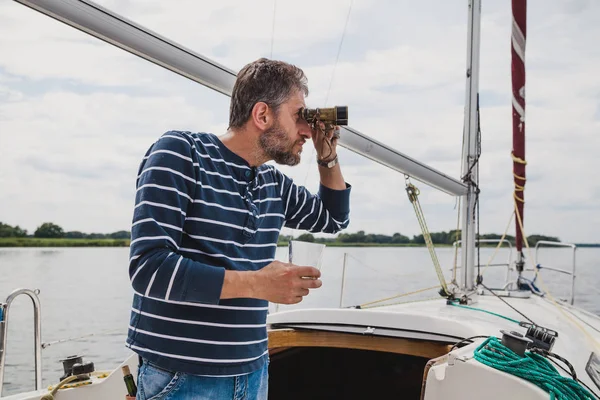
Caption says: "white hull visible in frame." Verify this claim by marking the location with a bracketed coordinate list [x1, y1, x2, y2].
[0, 355, 138, 400]
[3, 292, 598, 399]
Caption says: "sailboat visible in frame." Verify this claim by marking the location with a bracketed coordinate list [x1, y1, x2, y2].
[1, 0, 599, 399]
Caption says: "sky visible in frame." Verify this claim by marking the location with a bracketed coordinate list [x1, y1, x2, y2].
[0, 0, 598, 243]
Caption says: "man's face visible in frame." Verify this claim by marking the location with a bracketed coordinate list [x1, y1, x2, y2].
[258, 90, 312, 166]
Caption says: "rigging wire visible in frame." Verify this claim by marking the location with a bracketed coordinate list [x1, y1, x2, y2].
[451, 197, 461, 285]
[453, 77, 469, 283]
[513, 197, 600, 353]
[476, 94, 481, 284]
[346, 253, 432, 281]
[324, 0, 354, 106]
[359, 285, 441, 308]
[478, 210, 514, 277]
[270, 0, 277, 58]
[479, 281, 536, 325]
[562, 307, 600, 335]
[452, 88, 479, 285]
[461, 95, 600, 355]
[463, 91, 599, 353]
[41, 328, 124, 349]
[302, 0, 354, 188]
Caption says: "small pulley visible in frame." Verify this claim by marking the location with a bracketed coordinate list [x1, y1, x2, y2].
[405, 176, 420, 203]
[519, 322, 558, 351]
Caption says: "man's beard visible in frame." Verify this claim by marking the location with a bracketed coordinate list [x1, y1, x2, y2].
[258, 122, 303, 166]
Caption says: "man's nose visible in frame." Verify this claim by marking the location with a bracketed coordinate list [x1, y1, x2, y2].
[299, 125, 312, 139]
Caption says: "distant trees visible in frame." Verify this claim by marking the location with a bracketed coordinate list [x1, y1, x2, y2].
[522, 234, 560, 246]
[110, 230, 131, 239]
[65, 231, 85, 239]
[412, 230, 461, 245]
[296, 233, 315, 242]
[63, 229, 132, 240]
[0, 222, 131, 240]
[279, 229, 562, 246]
[338, 230, 367, 243]
[34, 222, 65, 238]
[476, 233, 560, 246]
[392, 233, 411, 244]
[0, 221, 564, 246]
[0, 222, 28, 237]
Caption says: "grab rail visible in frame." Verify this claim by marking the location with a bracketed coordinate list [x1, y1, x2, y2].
[0, 288, 42, 394]
[533, 241, 577, 305]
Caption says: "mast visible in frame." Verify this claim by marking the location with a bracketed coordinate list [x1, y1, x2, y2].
[460, 0, 482, 291]
[512, 0, 527, 273]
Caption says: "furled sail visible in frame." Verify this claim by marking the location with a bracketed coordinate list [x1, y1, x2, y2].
[511, 0, 527, 254]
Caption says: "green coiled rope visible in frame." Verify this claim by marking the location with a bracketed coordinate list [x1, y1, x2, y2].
[473, 337, 595, 399]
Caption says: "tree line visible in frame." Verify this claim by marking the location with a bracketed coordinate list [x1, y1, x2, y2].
[281, 230, 561, 246]
[0, 221, 563, 246]
[0, 222, 130, 240]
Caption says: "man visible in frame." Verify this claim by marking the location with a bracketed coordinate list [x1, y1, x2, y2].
[126, 58, 351, 399]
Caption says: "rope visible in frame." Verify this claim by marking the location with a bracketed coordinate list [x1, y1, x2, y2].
[474, 337, 596, 399]
[360, 285, 441, 308]
[451, 196, 461, 285]
[512, 151, 527, 203]
[405, 179, 450, 295]
[302, 0, 354, 187]
[479, 282, 537, 325]
[325, 0, 353, 105]
[366, 296, 441, 309]
[269, 0, 277, 58]
[479, 210, 515, 277]
[347, 254, 487, 280]
[447, 300, 520, 324]
[42, 329, 123, 349]
[476, 97, 482, 282]
[345, 253, 432, 281]
[513, 197, 600, 353]
[40, 375, 87, 399]
[511, 152, 528, 165]
[345, 253, 444, 309]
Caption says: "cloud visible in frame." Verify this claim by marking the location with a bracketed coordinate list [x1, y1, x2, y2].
[0, 0, 599, 244]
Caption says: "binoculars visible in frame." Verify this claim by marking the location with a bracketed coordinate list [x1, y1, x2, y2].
[300, 106, 348, 137]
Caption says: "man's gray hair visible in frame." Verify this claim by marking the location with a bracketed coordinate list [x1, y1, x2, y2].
[229, 58, 309, 129]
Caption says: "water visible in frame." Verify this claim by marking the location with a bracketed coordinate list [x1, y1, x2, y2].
[0, 246, 598, 395]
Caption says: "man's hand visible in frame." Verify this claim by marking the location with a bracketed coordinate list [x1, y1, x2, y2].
[312, 122, 340, 162]
[250, 261, 322, 304]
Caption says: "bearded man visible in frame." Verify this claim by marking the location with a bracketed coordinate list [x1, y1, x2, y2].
[126, 58, 351, 400]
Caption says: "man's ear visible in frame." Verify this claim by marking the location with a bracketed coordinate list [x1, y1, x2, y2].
[250, 102, 271, 131]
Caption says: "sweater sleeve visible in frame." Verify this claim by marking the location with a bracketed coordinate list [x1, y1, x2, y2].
[277, 169, 351, 233]
[128, 131, 225, 304]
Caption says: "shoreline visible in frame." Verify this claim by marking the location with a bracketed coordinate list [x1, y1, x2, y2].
[0, 238, 446, 248]
[0, 238, 130, 247]
[1, 238, 598, 248]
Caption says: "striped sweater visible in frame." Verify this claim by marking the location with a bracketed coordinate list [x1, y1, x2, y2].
[126, 130, 351, 376]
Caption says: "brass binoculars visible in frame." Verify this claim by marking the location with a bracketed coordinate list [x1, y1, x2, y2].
[300, 106, 348, 138]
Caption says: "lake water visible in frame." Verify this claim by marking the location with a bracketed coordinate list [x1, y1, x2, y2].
[0, 246, 598, 396]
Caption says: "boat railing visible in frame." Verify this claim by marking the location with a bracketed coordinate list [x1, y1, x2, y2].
[0, 288, 42, 394]
[527, 241, 577, 305]
[452, 239, 514, 283]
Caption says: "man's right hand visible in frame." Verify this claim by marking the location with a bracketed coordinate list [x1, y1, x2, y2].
[250, 261, 322, 304]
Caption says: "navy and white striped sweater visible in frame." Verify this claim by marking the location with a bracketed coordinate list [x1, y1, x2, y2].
[126, 130, 351, 376]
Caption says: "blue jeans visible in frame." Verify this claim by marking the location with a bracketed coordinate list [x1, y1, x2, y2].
[136, 358, 269, 400]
